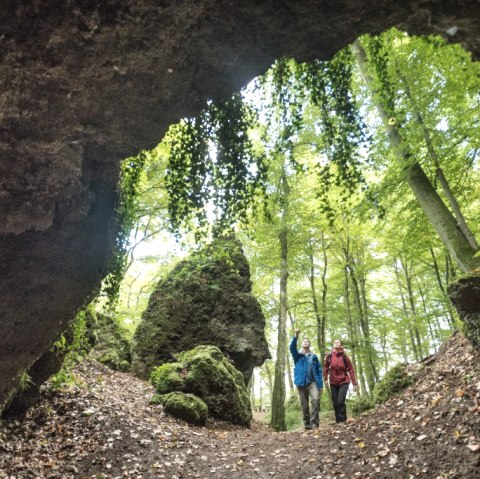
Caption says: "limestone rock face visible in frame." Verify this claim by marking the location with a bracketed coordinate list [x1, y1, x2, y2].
[132, 237, 270, 383]
[2, 0, 480, 411]
[448, 274, 480, 348]
[150, 345, 252, 426]
[91, 313, 132, 372]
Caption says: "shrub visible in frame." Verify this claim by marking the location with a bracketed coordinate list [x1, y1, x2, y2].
[348, 394, 374, 415]
[373, 363, 414, 404]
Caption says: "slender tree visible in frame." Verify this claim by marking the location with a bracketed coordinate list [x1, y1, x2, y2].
[270, 164, 290, 431]
[352, 38, 480, 273]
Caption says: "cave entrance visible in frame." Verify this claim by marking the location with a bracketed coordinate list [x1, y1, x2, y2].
[80, 28, 479, 428]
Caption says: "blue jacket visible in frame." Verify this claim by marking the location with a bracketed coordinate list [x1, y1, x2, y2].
[290, 337, 323, 389]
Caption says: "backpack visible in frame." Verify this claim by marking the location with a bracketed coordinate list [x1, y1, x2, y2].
[325, 351, 348, 371]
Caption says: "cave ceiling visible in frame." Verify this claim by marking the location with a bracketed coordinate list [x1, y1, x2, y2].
[1, 0, 479, 409]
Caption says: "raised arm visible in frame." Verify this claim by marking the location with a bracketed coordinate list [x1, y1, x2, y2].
[289, 328, 301, 363]
[289, 336, 301, 363]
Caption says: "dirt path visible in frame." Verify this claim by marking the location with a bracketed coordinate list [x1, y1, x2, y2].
[1, 333, 479, 478]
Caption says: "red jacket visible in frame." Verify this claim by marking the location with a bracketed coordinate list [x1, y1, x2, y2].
[323, 348, 357, 386]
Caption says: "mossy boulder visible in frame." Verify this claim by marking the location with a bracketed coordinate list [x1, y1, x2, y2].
[131, 236, 270, 383]
[448, 273, 480, 348]
[150, 363, 186, 394]
[373, 363, 414, 404]
[91, 313, 132, 371]
[152, 392, 208, 426]
[150, 345, 252, 426]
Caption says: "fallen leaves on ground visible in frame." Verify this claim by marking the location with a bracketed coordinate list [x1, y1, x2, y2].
[1, 332, 479, 478]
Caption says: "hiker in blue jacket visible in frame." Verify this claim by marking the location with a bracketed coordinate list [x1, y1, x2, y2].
[290, 328, 323, 430]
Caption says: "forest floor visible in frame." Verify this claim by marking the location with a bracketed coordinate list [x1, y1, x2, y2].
[1, 332, 479, 479]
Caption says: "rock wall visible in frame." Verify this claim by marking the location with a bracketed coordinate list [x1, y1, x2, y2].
[1, 0, 480, 410]
[448, 274, 480, 348]
[132, 236, 270, 383]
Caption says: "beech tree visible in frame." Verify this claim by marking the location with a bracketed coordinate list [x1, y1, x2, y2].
[106, 30, 479, 425]
[351, 34, 480, 273]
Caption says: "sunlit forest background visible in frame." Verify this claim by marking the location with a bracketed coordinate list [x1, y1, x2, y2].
[64, 28, 479, 429]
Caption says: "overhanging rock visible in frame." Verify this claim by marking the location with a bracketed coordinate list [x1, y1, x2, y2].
[1, 0, 479, 412]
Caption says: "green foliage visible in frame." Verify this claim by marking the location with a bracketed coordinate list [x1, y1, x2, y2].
[348, 394, 374, 416]
[92, 313, 132, 371]
[102, 152, 147, 305]
[50, 307, 94, 389]
[373, 364, 415, 404]
[260, 54, 369, 222]
[165, 93, 268, 240]
[18, 372, 34, 393]
[152, 392, 208, 426]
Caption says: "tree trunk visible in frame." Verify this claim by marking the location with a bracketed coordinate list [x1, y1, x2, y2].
[403, 163, 479, 273]
[379, 330, 389, 371]
[308, 249, 322, 355]
[285, 349, 295, 397]
[320, 235, 328, 362]
[358, 271, 379, 382]
[417, 281, 440, 349]
[344, 266, 367, 395]
[429, 246, 456, 329]
[348, 265, 376, 392]
[398, 67, 479, 252]
[400, 258, 424, 358]
[271, 167, 289, 432]
[249, 371, 255, 411]
[352, 39, 480, 273]
[309, 237, 328, 361]
[343, 239, 378, 392]
[393, 258, 419, 361]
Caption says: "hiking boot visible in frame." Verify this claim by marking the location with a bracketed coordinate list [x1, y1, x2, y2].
[304, 424, 313, 430]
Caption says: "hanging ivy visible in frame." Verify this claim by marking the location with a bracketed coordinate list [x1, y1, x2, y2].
[261, 52, 369, 222]
[305, 49, 369, 219]
[102, 151, 147, 305]
[165, 50, 370, 237]
[165, 92, 268, 240]
[361, 35, 397, 117]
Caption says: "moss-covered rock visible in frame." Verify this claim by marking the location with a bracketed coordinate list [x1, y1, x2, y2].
[154, 392, 208, 426]
[91, 313, 132, 371]
[373, 363, 414, 404]
[131, 236, 270, 383]
[150, 345, 252, 426]
[448, 273, 480, 348]
[150, 363, 186, 394]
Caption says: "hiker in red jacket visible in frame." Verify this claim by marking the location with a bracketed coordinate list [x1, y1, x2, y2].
[323, 339, 357, 423]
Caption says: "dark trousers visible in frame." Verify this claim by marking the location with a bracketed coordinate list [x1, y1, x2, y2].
[330, 383, 349, 423]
